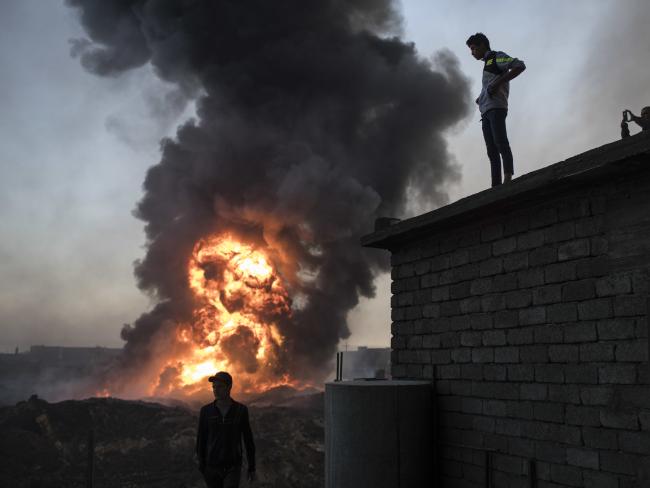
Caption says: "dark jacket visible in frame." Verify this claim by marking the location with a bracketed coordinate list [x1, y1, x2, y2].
[196, 400, 256, 472]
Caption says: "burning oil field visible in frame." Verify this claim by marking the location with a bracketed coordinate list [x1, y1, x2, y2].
[60, 0, 471, 402]
[1, 0, 470, 485]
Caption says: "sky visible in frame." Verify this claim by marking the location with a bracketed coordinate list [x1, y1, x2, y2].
[1, 0, 648, 352]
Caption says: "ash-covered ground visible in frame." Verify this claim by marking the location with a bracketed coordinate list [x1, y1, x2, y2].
[0, 392, 324, 488]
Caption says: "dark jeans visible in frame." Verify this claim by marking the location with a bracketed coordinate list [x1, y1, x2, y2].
[481, 108, 514, 187]
[202, 465, 241, 488]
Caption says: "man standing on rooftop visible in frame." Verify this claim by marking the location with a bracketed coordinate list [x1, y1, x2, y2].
[467, 33, 526, 188]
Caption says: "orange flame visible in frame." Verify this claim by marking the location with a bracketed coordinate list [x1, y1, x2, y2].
[153, 234, 298, 397]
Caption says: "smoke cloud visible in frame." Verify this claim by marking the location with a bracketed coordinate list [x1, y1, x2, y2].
[66, 0, 472, 390]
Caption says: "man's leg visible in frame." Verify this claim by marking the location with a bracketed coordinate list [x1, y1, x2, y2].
[222, 466, 242, 488]
[488, 109, 514, 180]
[203, 466, 225, 488]
[481, 112, 502, 187]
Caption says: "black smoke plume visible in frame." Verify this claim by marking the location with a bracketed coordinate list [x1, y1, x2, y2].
[66, 0, 472, 391]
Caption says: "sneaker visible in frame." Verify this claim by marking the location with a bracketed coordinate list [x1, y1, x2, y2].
[504, 173, 513, 183]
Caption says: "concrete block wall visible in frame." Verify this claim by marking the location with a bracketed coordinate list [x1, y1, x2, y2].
[390, 176, 650, 487]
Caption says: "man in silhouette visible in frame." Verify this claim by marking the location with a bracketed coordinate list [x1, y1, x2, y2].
[196, 372, 256, 487]
[467, 33, 526, 187]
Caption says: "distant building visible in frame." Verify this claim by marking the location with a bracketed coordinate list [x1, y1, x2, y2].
[339, 346, 390, 380]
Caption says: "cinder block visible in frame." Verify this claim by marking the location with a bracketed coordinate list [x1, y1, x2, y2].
[450, 348, 471, 363]
[449, 282, 471, 300]
[520, 307, 547, 325]
[546, 303, 578, 323]
[415, 259, 432, 276]
[580, 386, 614, 406]
[450, 249, 470, 267]
[599, 364, 637, 384]
[468, 243, 492, 262]
[533, 285, 563, 305]
[618, 430, 650, 454]
[471, 348, 494, 363]
[504, 214, 529, 236]
[483, 330, 506, 346]
[459, 296, 482, 314]
[600, 451, 643, 475]
[535, 364, 565, 383]
[440, 301, 461, 317]
[534, 325, 563, 344]
[431, 286, 450, 302]
[583, 471, 619, 488]
[545, 262, 576, 283]
[480, 294, 506, 312]
[545, 221, 576, 243]
[470, 277, 493, 295]
[596, 275, 632, 297]
[597, 319, 636, 340]
[548, 385, 581, 404]
[562, 279, 596, 301]
[566, 447, 599, 469]
[422, 334, 442, 348]
[549, 345, 580, 363]
[460, 364, 482, 381]
[565, 364, 599, 384]
[578, 298, 613, 320]
[493, 237, 517, 256]
[494, 310, 519, 329]
[483, 364, 506, 381]
[533, 402, 565, 423]
[495, 346, 520, 363]
[422, 303, 441, 318]
[575, 216, 604, 237]
[590, 236, 608, 256]
[582, 426, 618, 449]
[564, 323, 597, 343]
[558, 238, 590, 261]
[520, 383, 547, 400]
[530, 246, 558, 266]
[566, 405, 601, 426]
[420, 273, 439, 288]
[481, 223, 504, 242]
[518, 268, 545, 288]
[407, 335, 423, 349]
[480, 258, 503, 277]
[535, 441, 566, 463]
[600, 410, 639, 430]
[577, 256, 609, 278]
[470, 313, 493, 330]
[518, 229, 546, 250]
[507, 365, 534, 381]
[580, 343, 615, 362]
[520, 345, 549, 363]
[614, 296, 647, 317]
[503, 251, 529, 272]
[506, 290, 533, 309]
[431, 349, 451, 364]
[505, 328, 532, 346]
[615, 341, 649, 362]
[530, 207, 558, 228]
[484, 399, 508, 416]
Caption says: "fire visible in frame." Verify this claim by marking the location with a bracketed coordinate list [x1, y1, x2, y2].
[155, 234, 296, 397]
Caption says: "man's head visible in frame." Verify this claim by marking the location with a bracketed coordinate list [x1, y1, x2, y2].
[641, 106, 650, 120]
[209, 371, 233, 400]
[466, 32, 490, 60]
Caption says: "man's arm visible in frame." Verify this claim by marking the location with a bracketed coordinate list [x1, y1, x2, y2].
[488, 54, 526, 95]
[241, 406, 256, 473]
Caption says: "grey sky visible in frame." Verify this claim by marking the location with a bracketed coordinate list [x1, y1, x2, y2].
[1, 0, 648, 351]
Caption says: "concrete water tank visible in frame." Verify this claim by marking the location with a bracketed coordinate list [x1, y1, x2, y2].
[325, 380, 434, 488]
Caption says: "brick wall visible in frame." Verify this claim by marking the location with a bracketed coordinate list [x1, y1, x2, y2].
[389, 175, 650, 487]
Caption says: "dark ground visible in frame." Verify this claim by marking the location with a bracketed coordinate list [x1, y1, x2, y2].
[0, 393, 324, 488]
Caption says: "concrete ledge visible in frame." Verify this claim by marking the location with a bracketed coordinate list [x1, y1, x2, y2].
[362, 131, 650, 250]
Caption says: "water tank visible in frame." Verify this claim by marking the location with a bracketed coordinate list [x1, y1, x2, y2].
[325, 380, 434, 488]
